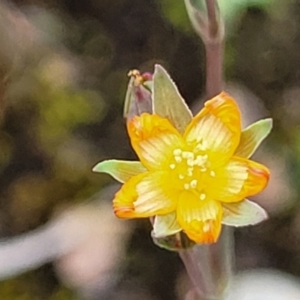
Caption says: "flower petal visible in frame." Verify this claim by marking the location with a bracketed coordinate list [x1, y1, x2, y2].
[127, 113, 184, 170]
[152, 212, 182, 238]
[206, 157, 270, 203]
[222, 199, 268, 227]
[113, 172, 177, 218]
[113, 173, 143, 218]
[153, 64, 193, 134]
[184, 92, 241, 167]
[93, 160, 147, 183]
[176, 191, 223, 244]
[235, 118, 273, 158]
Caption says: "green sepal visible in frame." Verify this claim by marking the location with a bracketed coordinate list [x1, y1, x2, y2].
[153, 64, 192, 134]
[222, 199, 268, 227]
[93, 160, 147, 183]
[152, 212, 182, 238]
[235, 118, 273, 158]
[123, 77, 135, 119]
[143, 80, 153, 92]
[152, 230, 196, 252]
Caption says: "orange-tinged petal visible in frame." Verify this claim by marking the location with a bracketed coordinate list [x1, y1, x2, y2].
[176, 191, 222, 244]
[113, 171, 178, 218]
[127, 113, 184, 170]
[206, 157, 270, 203]
[184, 92, 241, 167]
[113, 173, 144, 218]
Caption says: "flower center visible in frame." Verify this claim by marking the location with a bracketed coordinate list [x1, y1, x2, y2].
[168, 146, 215, 200]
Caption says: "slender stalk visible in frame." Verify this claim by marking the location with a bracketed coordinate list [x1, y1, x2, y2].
[184, 0, 224, 98]
[181, 227, 234, 300]
[182, 1, 230, 299]
[205, 40, 223, 99]
[205, 0, 218, 37]
[204, 0, 224, 99]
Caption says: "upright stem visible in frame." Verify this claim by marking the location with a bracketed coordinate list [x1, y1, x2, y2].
[204, 0, 224, 99]
[205, 0, 218, 37]
[184, 0, 224, 98]
[180, 227, 234, 300]
[182, 1, 230, 299]
[205, 40, 223, 99]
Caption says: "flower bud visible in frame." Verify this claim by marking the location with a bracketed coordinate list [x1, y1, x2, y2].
[123, 70, 153, 121]
[184, 0, 224, 43]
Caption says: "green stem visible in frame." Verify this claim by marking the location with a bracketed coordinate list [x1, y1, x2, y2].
[204, 0, 224, 99]
[181, 227, 234, 300]
[205, 40, 223, 99]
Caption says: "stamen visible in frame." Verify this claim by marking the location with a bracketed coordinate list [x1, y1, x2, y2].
[173, 148, 182, 156]
[196, 141, 208, 151]
[175, 156, 182, 163]
[210, 171, 216, 177]
[184, 183, 190, 190]
[169, 164, 176, 169]
[200, 167, 207, 172]
[179, 174, 185, 180]
[199, 193, 206, 201]
[187, 159, 194, 167]
[190, 180, 197, 188]
[187, 168, 193, 176]
[182, 151, 194, 159]
[194, 155, 206, 166]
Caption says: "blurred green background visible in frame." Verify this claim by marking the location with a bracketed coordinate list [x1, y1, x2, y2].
[0, 0, 299, 299]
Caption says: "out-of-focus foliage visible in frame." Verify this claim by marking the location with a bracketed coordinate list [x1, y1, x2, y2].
[219, 0, 277, 25]
[0, 274, 73, 300]
[159, 0, 278, 34]
[159, 0, 191, 31]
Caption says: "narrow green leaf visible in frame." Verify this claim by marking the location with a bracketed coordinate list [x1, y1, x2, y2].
[222, 199, 268, 227]
[153, 64, 192, 134]
[93, 160, 147, 183]
[152, 212, 182, 238]
[235, 118, 273, 158]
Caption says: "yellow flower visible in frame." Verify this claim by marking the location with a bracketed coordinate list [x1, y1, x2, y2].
[95, 92, 270, 244]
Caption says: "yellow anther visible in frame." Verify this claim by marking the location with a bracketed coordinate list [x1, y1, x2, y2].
[169, 164, 176, 169]
[194, 155, 205, 166]
[175, 156, 182, 163]
[187, 158, 194, 167]
[200, 167, 207, 173]
[182, 151, 194, 159]
[196, 141, 208, 151]
[190, 180, 197, 188]
[210, 171, 216, 177]
[199, 193, 206, 200]
[173, 148, 182, 156]
[187, 168, 193, 176]
[179, 174, 185, 180]
[184, 183, 190, 190]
